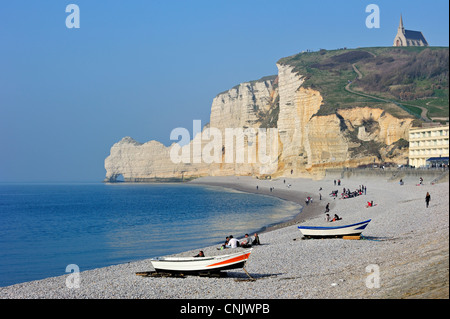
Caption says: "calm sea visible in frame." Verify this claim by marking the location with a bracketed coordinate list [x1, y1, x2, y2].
[0, 183, 300, 287]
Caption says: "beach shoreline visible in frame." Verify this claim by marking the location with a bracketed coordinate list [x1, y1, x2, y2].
[189, 176, 325, 233]
[1, 174, 448, 299]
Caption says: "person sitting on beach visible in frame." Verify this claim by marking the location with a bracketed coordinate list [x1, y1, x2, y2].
[218, 236, 230, 250]
[253, 233, 261, 245]
[240, 234, 253, 248]
[194, 251, 205, 257]
[325, 214, 332, 222]
[226, 235, 239, 248]
[332, 214, 342, 222]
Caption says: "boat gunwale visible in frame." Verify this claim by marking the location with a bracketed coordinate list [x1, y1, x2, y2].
[151, 249, 252, 263]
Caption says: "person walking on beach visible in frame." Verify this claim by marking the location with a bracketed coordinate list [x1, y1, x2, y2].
[325, 203, 330, 213]
[425, 192, 431, 208]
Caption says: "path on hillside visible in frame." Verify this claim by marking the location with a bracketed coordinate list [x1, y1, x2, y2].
[345, 63, 431, 122]
[426, 101, 449, 122]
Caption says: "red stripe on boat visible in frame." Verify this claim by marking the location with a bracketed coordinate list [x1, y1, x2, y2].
[206, 253, 251, 267]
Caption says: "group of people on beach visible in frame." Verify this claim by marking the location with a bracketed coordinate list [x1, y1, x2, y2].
[338, 185, 366, 199]
[196, 233, 261, 256]
[325, 213, 341, 222]
[324, 201, 342, 222]
[218, 233, 260, 250]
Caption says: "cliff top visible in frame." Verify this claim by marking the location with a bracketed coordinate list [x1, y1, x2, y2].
[215, 74, 278, 97]
[278, 46, 449, 122]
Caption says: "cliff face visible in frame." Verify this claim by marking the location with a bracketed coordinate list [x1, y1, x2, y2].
[272, 63, 413, 178]
[210, 77, 276, 131]
[104, 78, 279, 182]
[104, 58, 414, 182]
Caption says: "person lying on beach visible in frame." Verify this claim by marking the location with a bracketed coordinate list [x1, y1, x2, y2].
[240, 234, 253, 248]
[366, 200, 376, 208]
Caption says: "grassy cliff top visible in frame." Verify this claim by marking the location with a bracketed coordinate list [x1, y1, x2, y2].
[278, 46, 449, 121]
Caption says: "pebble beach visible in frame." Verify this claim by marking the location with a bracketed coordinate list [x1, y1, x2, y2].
[1, 173, 448, 299]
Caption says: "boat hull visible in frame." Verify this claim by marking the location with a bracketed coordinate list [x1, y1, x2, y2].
[298, 219, 371, 238]
[151, 249, 252, 274]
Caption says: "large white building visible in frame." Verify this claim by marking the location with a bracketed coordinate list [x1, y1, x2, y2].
[408, 126, 449, 167]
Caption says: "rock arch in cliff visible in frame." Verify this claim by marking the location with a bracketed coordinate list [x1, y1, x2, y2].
[108, 174, 124, 183]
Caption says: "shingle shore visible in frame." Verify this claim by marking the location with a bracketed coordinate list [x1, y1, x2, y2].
[1, 175, 448, 299]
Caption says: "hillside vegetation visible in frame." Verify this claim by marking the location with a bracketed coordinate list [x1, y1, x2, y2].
[278, 46, 449, 122]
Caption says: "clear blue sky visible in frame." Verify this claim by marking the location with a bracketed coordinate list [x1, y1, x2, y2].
[0, 0, 448, 182]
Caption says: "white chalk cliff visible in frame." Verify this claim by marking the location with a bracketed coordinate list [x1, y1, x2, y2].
[105, 61, 414, 182]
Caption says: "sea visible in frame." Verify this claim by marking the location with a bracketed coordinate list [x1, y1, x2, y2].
[0, 183, 300, 287]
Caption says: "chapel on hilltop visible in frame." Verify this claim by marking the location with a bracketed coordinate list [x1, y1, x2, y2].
[393, 15, 428, 47]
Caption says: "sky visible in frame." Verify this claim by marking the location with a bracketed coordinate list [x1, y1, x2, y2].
[0, 0, 448, 182]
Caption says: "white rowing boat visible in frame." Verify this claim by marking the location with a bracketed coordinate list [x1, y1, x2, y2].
[150, 249, 252, 274]
[298, 219, 371, 238]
